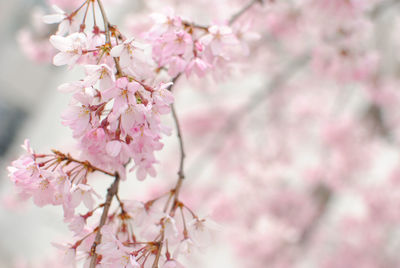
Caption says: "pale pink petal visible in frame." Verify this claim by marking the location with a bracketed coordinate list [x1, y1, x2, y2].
[49, 35, 70, 51]
[106, 140, 122, 157]
[110, 44, 124, 57]
[136, 166, 146, 181]
[42, 13, 65, 24]
[53, 52, 70, 66]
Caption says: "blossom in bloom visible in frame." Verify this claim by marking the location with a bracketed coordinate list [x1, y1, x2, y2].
[200, 25, 238, 57]
[61, 105, 92, 138]
[83, 64, 116, 91]
[42, 5, 78, 36]
[110, 38, 150, 75]
[96, 225, 140, 267]
[102, 77, 142, 116]
[185, 57, 210, 77]
[67, 215, 86, 236]
[52, 243, 77, 266]
[50, 33, 89, 66]
[70, 184, 100, 210]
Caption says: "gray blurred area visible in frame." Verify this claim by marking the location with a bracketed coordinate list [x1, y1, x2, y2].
[0, 0, 66, 266]
[0, 0, 54, 157]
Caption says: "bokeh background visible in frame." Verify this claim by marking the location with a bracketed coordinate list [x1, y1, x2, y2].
[3, 0, 400, 267]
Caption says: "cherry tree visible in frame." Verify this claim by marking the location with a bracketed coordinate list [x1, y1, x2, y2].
[7, 0, 400, 267]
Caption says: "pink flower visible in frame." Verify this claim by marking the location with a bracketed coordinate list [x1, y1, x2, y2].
[42, 5, 78, 36]
[67, 215, 86, 236]
[97, 225, 140, 267]
[61, 105, 92, 138]
[106, 140, 122, 157]
[71, 184, 100, 210]
[102, 77, 143, 117]
[83, 64, 115, 90]
[200, 25, 238, 57]
[149, 10, 182, 37]
[50, 33, 88, 66]
[174, 238, 195, 257]
[152, 82, 174, 114]
[185, 57, 210, 77]
[135, 160, 157, 181]
[164, 215, 179, 240]
[57, 80, 86, 94]
[233, 21, 261, 55]
[168, 56, 187, 77]
[52, 243, 76, 266]
[162, 30, 193, 58]
[110, 38, 148, 68]
[81, 127, 107, 156]
[8, 140, 39, 197]
[32, 172, 57, 207]
[186, 218, 218, 247]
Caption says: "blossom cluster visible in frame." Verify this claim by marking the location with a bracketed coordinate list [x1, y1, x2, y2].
[8, 0, 256, 267]
[8, 139, 215, 267]
[8, 140, 99, 217]
[147, 12, 239, 78]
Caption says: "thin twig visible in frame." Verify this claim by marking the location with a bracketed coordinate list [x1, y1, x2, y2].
[229, 0, 264, 25]
[150, 1, 266, 265]
[96, 0, 123, 76]
[150, 75, 185, 268]
[89, 173, 121, 268]
[370, 0, 400, 18]
[51, 150, 115, 177]
[298, 184, 332, 245]
[151, 233, 164, 268]
[172, 103, 186, 182]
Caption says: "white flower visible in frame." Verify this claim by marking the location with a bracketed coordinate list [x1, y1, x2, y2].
[52, 242, 76, 266]
[50, 33, 88, 66]
[83, 64, 115, 90]
[71, 184, 100, 210]
[164, 215, 179, 240]
[67, 215, 86, 236]
[187, 218, 220, 247]
[43, 5, 78, 36]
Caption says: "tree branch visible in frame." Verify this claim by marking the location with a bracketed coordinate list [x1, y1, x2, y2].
[51, 150, 115, 177]
[96, 0, 123, 76]
[170, 102, 186, 210]
[229, 0, 264, 25]
[150, 75, 186, 268]
[89, 173, 121, 268]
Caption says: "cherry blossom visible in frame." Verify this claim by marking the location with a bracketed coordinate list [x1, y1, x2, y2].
[10, 0, 400, 267]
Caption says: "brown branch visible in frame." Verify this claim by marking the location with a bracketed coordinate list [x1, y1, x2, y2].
[151, 232, 164, 268]
[362, 103, 395, 143]
[96, 0, 123, 76]
[165, 73, 185, 204]
[229, 0, 264, 25]
[182, 20, 209, 31]
[172, 103, 186, 182]
[89, 172, 121, 268]
[150, 75, 185, 268]
[51, 150, 115, 177]
[298, 184, 332, 245]
[169, 103, 186, 217]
